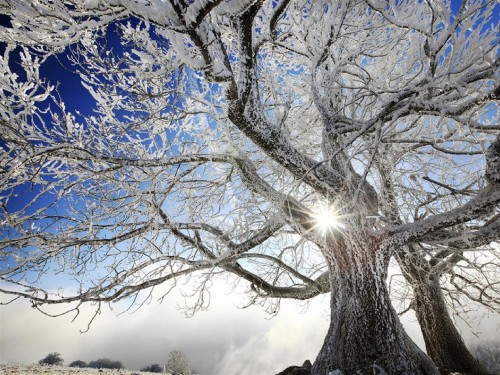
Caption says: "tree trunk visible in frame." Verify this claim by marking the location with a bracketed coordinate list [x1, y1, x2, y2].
[396, 250, 488, 375]
[312, 233, 438, 375]
[413, 275, 488, 375]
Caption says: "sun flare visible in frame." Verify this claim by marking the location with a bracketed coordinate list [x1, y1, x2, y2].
[313, 207, 344, 235]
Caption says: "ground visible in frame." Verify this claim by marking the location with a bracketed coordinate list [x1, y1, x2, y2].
[0, 365, 161, 375]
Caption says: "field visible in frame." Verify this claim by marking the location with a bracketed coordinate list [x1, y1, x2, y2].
[0, 365, 158, 375]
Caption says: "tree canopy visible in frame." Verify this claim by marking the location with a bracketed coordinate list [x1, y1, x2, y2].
[166, 350, 190, 375]
[38, 352, 64, 366]
[0, 1, 498, 374]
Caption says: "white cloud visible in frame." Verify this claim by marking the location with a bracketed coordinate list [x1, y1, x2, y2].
[0, 282, 329, 373]
[2, 278, 492, 374]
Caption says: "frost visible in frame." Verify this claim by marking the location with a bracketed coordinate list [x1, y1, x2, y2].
[83, 0, 99, 10]
[184, 0, 213, 26]
[0, 1, 498, 374]
[214, 0, 254, 16]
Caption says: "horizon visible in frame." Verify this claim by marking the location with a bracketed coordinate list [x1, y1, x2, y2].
[2, 280, 500, 373]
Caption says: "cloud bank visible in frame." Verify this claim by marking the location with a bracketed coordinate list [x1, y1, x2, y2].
[1, 282, 330, 374]
[2, 279, 496, 374]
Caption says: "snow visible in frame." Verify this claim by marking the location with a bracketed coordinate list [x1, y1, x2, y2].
[0, 364, 162, 375]
[83, 0, 100, 10]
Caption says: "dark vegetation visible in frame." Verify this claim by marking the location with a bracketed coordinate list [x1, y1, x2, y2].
[88, 358, 123, 369]
[38, 352, 64, 366]
[69, 360, 87, 368]
[36, 349, 194, 373]
[140, 363, 163, 373]
[40, 354, 122, 370]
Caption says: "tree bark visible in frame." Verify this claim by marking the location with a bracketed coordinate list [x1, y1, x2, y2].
[312, 233, 439, 375]
[396, 250, 488, 375]
[412, 275, 488, 375]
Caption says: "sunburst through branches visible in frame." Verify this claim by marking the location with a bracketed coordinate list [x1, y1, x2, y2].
[312, 205, 345, 236]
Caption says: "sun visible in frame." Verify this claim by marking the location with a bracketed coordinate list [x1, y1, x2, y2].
[312, 206, 344, 235]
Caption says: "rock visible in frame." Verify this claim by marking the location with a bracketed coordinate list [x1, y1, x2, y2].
[276, 360, 312, 375]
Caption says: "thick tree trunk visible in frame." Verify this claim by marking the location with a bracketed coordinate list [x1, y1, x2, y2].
[312, 233, 438, 375]
[413, 275, 488, 375]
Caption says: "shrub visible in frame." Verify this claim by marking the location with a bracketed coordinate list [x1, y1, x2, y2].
[140, 363, 163, 373]
[88, 358, 123, 369]
[38, 352, 64, 366]
[69, 360, 87, 368]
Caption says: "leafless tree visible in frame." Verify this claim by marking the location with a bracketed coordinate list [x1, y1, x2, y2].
[0, 1, 499, 374]
[166, 350, 190, 375]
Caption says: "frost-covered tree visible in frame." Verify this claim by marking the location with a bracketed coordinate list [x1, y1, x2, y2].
[0, 1, 499, 374]
[166, 350, 190, 375]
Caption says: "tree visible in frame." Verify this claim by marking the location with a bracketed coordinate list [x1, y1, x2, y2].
[140, 363, 163, 373]
[166, 351, 190, 375]
[38, 352, 64, 366]
[377, 143, 498, 374]
[88, 358, 123, 369]
[393, 244, 494, 374]
[69, 360, 87, 368]
[0, 1, 499, 374]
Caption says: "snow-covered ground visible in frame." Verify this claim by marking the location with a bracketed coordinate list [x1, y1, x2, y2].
[0, 365, 157, 375]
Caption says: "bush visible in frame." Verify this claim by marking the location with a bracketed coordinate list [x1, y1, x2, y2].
[140, 363, 163, 373]
[88, 358, 123, 369]
[69, 360, 87, 368]
[38, 352, 64, 366]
